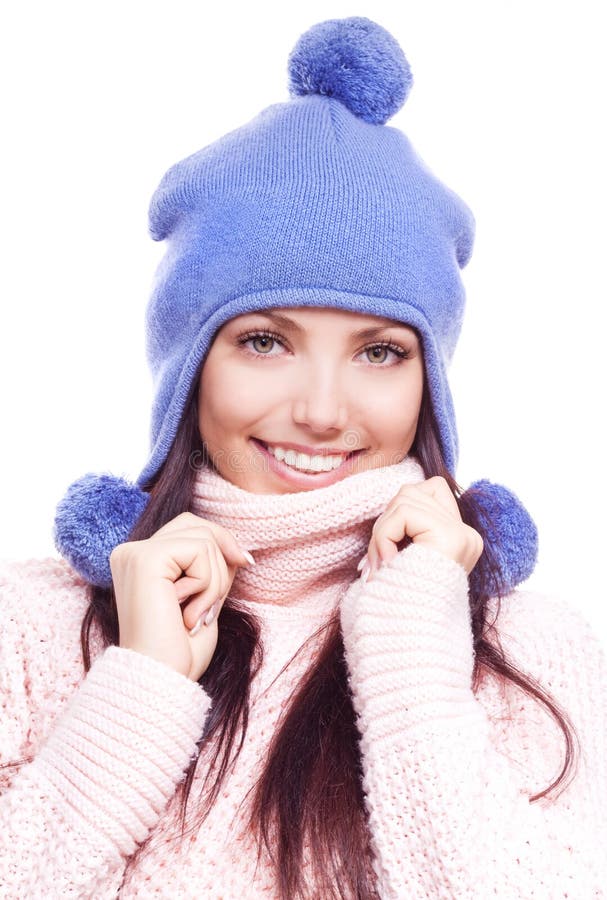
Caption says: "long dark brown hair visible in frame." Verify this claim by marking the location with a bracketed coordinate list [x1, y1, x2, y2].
[82, 379, 580, 899]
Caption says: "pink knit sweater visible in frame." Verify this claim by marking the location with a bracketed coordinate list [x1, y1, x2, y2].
[1, 456, 606, 898]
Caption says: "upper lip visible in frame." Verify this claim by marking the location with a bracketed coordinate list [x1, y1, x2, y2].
[256, 439, 361, 457]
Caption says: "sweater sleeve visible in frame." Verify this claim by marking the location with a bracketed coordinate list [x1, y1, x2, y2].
[340, 542, 607, 899]
[0, 560, 212, 898]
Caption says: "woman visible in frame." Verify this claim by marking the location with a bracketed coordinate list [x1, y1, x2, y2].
[1, 17, 605, 899]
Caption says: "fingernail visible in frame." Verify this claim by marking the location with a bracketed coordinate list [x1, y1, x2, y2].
[360, 562, 371, 584]
[189, 615, 203, 637]
[242, 550, 256, 566]
[356, 554, 368, 572]
[204, 600, 220, 626]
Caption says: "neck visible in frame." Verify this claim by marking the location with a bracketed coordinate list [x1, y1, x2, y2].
[190, 455, 426, 617]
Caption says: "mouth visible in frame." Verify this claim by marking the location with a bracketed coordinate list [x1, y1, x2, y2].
[250, 438, 365, 487]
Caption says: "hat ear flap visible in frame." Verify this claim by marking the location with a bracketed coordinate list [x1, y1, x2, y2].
[461, 480, 539, 597]
[53, 473, 150, 588]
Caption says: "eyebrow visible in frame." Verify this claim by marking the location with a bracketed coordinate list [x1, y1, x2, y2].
[240, 310, 418, 342]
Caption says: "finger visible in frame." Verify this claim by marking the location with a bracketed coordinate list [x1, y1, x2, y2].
[210, 539, 231, 603]
[153, 514, 255, 568]
[180, 544, 225, 631]
[379, 480, 456, 525]
[147, 535, 217, 626]
[410, 476, 461, 520]
[364, 480, 459, 581]
[367, 541, 381, 576]
[152, 528, 255, 586]
[175, 575, 207, 604]
[371, 506, 411, 565]
[148, 533, 214, 583]
[197, 542, 231, 629]
[152, 529, 234, 627]
[386, 493, 454, 526]
[174, 567, 229, 609]
[370, 497, 447, 566]
[364, 497, 413, 578]
[187, 538, 233, 631]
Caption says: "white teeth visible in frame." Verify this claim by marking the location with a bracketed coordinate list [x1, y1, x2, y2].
[265, 444, 347, 473]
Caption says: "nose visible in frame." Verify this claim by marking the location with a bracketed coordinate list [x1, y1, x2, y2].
[291, 364, 349, 433]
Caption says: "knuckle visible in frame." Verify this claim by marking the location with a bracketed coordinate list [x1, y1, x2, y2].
[109, 542, 130, 565]
[202, 529, 219, 548]
[174, 510, 210, 528]
[169, 511, 190, 524]
[434, 475, 456, 499]
[109, 541, 146, 578]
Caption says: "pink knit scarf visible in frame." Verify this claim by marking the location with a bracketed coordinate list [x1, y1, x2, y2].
[190, 454, 426, 618]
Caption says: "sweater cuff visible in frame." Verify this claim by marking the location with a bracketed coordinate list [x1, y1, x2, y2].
[341, 543, 482, 744]
[35, 645, 211, 857]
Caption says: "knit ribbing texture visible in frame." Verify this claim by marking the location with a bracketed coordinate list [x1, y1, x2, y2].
[190, 453, 426, 613]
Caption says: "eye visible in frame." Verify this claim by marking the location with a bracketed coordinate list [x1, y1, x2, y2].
[235, 331, 413, 365]
[362, 342, 411, 365]
[236, 330, 285, 357]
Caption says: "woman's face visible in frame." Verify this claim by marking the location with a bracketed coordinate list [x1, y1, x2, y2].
[197, 307, 424, 493]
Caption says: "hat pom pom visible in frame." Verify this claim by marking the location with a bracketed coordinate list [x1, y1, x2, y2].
[461, 480, 539, 597]
[53, 473, 150, 588]
[288, 16, 412, 125]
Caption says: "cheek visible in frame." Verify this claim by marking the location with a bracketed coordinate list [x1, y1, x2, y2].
[199, 358, 275, 433]
[358, 367, 423, 424]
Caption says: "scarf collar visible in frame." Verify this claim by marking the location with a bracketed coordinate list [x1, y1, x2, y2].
[190, 454, 426, 619]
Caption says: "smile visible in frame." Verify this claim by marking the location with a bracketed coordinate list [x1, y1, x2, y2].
[251, 439, 365, 488]
[264, 443, 350, 473]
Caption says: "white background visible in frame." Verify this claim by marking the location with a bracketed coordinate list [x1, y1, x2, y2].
[1, 1, 605, 644]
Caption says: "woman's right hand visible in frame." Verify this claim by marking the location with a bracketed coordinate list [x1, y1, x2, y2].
[109, 512, 254, 682]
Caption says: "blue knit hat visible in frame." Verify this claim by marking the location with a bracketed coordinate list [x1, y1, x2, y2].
[54, 17, 538, 589]
[143, 17, 472, 485]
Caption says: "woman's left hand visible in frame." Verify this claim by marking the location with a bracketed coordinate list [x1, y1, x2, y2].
[358, 476, 483, 583]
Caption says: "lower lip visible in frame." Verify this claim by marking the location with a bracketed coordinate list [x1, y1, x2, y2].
[251, 439, 365, 489]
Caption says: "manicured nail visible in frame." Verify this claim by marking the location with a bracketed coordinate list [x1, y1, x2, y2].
[204, 600, 220, 626]
[356, 554, 368, 572]
[360, 562, 371, 584]
[242, 550, 256, 566]
[189, 615, 203, 637]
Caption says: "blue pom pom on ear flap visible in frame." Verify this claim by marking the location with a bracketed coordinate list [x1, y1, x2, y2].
[461, 479, 539, 597]
[53, 473, 150, 588]
[288, 17, 413, 125]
